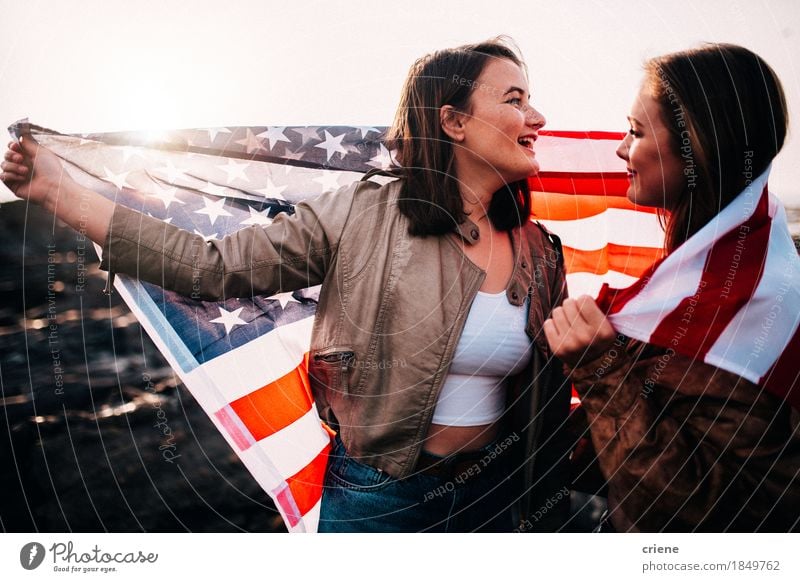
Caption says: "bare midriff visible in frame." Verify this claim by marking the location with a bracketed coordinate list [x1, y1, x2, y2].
[423, 422, 501, 455]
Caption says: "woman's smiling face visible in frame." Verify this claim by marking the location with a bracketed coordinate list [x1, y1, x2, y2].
[616, 84, 684, 210]
[457, 58, 546, 184]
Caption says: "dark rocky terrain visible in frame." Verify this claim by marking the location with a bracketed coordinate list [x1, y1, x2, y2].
[0, 201, 285, 532]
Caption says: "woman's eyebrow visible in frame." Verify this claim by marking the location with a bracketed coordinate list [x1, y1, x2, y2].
[503, 86, 530, 98]
[627, 115, 642, 125]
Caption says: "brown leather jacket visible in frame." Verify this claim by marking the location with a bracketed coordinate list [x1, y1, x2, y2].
[99, 175, 573, 529]
[570, 338, 800, 532]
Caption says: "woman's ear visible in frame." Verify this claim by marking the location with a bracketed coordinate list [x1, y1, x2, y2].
[440, 105, 467, 142]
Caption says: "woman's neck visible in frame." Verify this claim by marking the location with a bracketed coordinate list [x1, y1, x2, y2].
[454, 161, 503, 224]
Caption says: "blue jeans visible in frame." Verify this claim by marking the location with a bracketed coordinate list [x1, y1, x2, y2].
[318, 434, 517, 532]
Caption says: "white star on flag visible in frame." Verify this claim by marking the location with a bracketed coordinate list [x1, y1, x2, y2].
[206, 127, 232, 142]
[236, 129, 266, 154]
[209, 306, 248, 335]
[193, 228, 219, 242]
[367, 144, 394, 169]
[147, 213, 173, 224]
[359, 126, 380, 139]
[154, 159, 184, 183]
[195, 196, 233, 225]
[253, 178, 288, 199]
[266, 292, 301, 309]
[290, 127, 321, 146]
[217, 159, 250, 184]
[313, 170, 341, 192]
[148, 185, 185, 209]
[259, 127, 292, 150]
[102, 167, 133, 190]
[314, 130, 348, 162]
[240, 206, 273, 226]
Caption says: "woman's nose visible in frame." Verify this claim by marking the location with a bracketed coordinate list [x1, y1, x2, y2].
[526, 106, 546, 130]
[616, 134, 631, 161]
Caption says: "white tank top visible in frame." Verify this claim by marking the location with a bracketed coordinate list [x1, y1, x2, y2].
[431, 289, 532, 426]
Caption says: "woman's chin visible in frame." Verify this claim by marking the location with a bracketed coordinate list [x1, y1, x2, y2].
[497, 159, 540, 184]
[626, 190, 661, 209]
[518, 159, 540, 179]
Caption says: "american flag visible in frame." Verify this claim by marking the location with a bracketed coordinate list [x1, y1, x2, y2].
[597, 168, 800, 409]
[8, 120, 660, 532]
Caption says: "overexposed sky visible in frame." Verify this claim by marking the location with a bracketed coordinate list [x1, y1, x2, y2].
[1, 0, 798, 204]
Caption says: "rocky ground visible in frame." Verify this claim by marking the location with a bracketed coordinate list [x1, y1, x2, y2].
[0, 201, 285, 532]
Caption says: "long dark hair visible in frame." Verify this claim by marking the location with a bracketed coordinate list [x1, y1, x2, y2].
[645, 43, 788, 253]
[385, 36, 533, 236]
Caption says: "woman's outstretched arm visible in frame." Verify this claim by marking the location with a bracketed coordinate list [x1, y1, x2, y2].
[2, 136, 114, 244]
[1, 135, 356, 300]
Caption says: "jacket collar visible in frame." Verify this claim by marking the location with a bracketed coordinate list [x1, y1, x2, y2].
[453, 217, 482, 246]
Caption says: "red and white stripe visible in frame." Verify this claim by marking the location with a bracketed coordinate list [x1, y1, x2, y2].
[596, 169, 800, 408]
[529, 131, 664, 297]
[110, 276, 330, 533]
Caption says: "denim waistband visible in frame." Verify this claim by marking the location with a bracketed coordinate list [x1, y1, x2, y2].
[421, 430, 519, 461]
[416, 432, 520, 479]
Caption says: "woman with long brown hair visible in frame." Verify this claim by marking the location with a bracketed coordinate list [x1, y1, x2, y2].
[545, 44, 800, 532]
[2, 37, 572, 532]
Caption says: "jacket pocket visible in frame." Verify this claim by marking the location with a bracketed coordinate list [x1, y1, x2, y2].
[311, 348, 355, 395]
[326, 435, 395, 492]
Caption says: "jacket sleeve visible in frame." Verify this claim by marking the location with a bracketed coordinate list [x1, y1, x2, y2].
[567, 341, 789, 531]
[98, 183, 358, 301]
